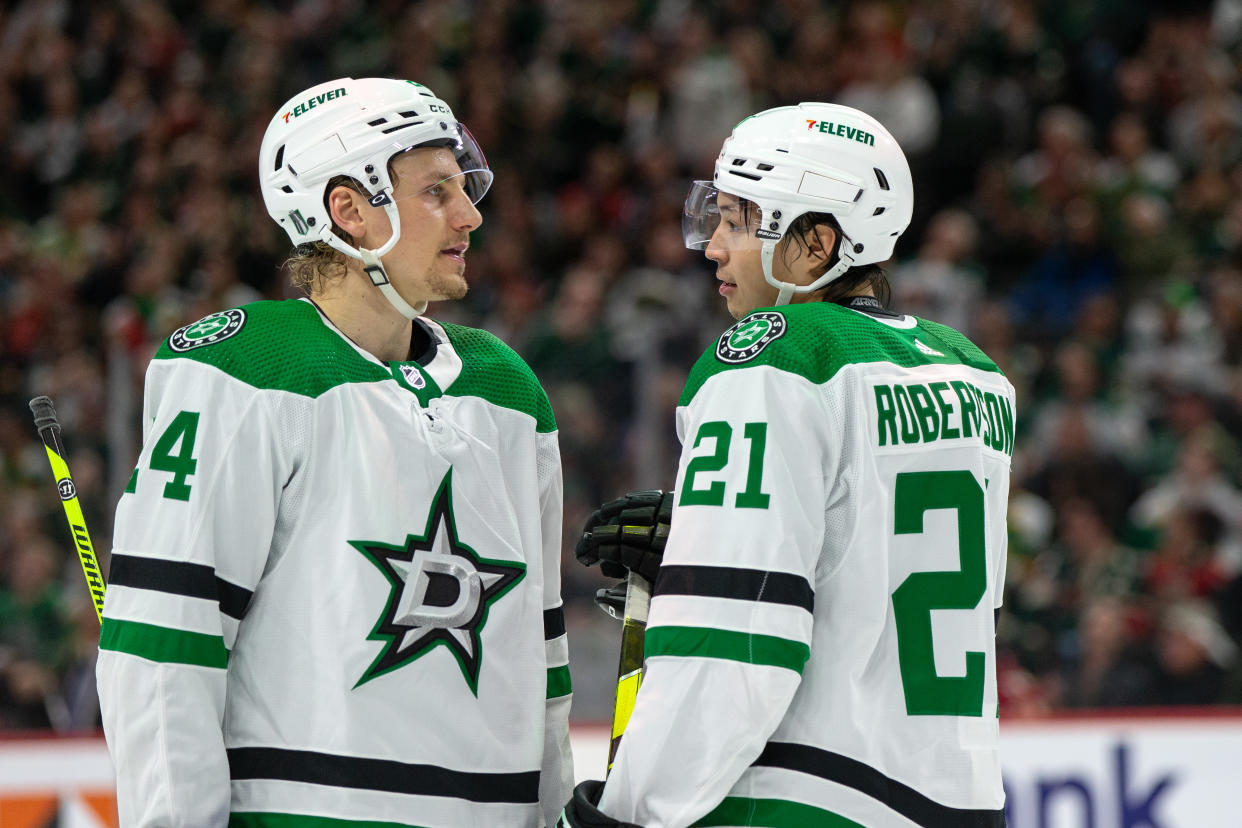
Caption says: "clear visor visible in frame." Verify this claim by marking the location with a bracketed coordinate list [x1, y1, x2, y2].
[390, 123, 494, 205]
[682, 180, 765, 251]
[682, 180, 720, 249]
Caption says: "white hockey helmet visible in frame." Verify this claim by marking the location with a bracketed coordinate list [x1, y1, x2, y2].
[683, 102, 913, 305]
[259, 77, 492, 318]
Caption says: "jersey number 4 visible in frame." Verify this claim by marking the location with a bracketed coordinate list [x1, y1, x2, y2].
[127, 410, 201, 502]
[892, 470, 988, 717]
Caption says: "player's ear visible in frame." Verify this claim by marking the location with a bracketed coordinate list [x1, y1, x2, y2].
[327, 184, 368, 244]
[805, 222, 837, 263]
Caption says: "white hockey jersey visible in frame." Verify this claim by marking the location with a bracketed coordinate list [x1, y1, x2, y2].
[600, 300, 1013, 827]
[97, 298, 573, 827]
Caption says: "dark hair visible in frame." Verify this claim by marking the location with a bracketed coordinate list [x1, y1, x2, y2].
[782, 211, 892, 306]
[728, 198, 893, 305]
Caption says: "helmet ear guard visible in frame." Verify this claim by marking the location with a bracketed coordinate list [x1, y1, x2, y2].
[259, 78, 492, 319]
[685, 102, 912, 305]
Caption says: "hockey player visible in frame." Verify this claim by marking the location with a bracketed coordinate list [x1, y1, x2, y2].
[97, 78, 573, 827]
[563, 103, 1012, 827]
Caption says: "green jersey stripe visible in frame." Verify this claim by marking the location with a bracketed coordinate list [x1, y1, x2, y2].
[99, 618, 229, 668]
[230, 814, 429, 828]
[645, 626, 809, 673]
[693, 796, 864, 827]
[547, 665, 572, 698]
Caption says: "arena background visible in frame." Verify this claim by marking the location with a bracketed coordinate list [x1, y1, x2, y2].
[1, 1, 1241, 825]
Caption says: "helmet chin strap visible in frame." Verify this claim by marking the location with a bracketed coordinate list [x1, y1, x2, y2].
[760, 240, 796, 306]
[760, 237, 857, 307]
[320, 195, 427, 320]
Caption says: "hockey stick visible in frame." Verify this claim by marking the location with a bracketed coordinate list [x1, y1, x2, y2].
[28, 396, 106, 623]
[607, 570, 652, 774]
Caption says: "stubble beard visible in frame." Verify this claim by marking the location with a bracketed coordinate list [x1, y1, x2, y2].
[428, 268, 469, 301]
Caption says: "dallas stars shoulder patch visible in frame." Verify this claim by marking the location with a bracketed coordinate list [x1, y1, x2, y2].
[168, 309, 247, 352]
[716, 311, 787, 364]
[350, 469, 525, 695]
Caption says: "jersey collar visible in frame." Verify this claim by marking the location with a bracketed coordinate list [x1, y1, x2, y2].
[304, 298, 464, 389]
[836, 295, 917, 329]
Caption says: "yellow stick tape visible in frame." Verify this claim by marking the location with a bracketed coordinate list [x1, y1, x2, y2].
[611, 667, 643, 741]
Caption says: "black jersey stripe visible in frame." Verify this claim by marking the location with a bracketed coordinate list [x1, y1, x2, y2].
[754, 742, 1004, 828]
[544, 605, 566, 639]
[227, 746, 539, 803]
[655, 565, 814, 612]
[108, 553, 253, 620]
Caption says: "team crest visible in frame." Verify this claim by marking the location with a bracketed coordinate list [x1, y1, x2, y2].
[168, 309, 246, 352]
[716, 311, 787, 364]
[351, 469, 525, 695]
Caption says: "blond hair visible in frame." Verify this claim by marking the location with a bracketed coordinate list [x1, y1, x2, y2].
[283, 162, 403, 294]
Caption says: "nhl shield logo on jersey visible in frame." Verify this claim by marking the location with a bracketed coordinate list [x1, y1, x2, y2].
[398, 363, 427, 389]
[351, 469, 525, 695]
[716, 311, 787, 364]
[168, 309, 247, 352]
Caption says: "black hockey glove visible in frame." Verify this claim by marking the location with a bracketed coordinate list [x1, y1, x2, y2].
[575, 489, 673, 584]
[557, 780, 640, 828]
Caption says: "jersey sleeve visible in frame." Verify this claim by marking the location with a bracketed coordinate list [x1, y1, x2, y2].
[991, 382, 1017, 611]
[97, 358, 290, 826]
[536, 427, 574, 825]
[598, 365, 832, 827]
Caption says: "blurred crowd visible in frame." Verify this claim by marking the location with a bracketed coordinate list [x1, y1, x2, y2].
[2, 0, 1242, 729]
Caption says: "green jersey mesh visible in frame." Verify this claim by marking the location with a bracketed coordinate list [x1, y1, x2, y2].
[680, 303, 1003, 407]
[915, 317, 1003, 373]
[153, 300, 390, 398]
[154, 301, 556, 432]
[438, 323, 556, 433]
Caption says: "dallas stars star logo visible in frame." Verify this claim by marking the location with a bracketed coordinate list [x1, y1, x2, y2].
[715, 311, 786, 364]
[350, 470, 524, 694]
